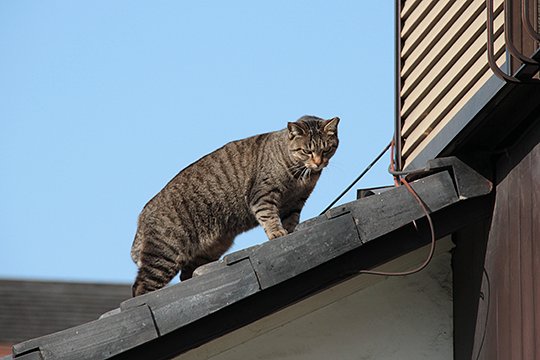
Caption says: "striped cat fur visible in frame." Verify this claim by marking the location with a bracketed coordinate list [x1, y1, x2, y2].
[131, 115, 339, 296]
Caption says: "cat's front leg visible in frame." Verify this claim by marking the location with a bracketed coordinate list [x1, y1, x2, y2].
[281, 210, 300, 233]
[250, 201, 288, 240]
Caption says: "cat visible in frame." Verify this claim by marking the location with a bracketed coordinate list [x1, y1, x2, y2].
[131, 115, 339, 296]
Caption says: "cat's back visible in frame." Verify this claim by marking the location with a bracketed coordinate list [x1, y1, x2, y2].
[201, 129, 277, 165]
[150, 130, 278, 206]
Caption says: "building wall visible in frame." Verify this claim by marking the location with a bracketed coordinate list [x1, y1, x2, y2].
[452, 218, 492, 360]
[472, 120, 540, 359]
[399, 0, 540, 169]
[177, 239, 454, 360]
[508, 0, 539, 73]
[400, 0, 506, 168]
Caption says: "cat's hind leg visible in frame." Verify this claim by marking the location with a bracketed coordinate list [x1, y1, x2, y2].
[133, 252, 182, 297]
[179, 233, 235, 281]
[132, 232, 185, 297]
[179, 255, 215, 281]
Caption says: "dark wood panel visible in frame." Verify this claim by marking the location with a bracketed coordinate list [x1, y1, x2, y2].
[471, 117, 540, 359]
[495, 181, 510, 360]
[452, 218, 492, 360]
[520, 154, 535, 359]
[533, 141, 540, 360]
[507, 157, 522, 359]
[510, 0, 540, 74]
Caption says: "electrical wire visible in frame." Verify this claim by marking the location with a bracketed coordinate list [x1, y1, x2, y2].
[319, 135, 437, 277]
[320, 141, 392, 215]
[474, 267, 491, 360]
[358, 176, 436, 276]
[359, 137, 436, 276]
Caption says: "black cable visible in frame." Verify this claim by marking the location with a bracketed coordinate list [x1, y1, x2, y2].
[320, 136, 437, 277]
[387, 166, 426, 177]
[320, 141, 392, 215]
[474, 267, 491, 360]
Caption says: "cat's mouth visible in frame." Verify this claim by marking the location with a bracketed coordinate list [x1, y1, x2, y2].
[306, 164, 325, 172]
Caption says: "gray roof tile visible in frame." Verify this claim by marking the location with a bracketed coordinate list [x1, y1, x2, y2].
[7, 157, 493, 359]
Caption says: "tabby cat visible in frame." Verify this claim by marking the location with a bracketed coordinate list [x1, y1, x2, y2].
[131, 115, 339, 296]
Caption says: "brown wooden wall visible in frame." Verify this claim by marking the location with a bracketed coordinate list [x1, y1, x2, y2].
[509, 0, 539, 73]
[471, 123, 540, 359]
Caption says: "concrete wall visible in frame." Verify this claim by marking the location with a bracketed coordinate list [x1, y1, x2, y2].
[178, 238, 454, 360]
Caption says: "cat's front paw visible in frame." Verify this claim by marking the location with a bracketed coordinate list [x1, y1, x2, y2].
[268, 228, 288, 240]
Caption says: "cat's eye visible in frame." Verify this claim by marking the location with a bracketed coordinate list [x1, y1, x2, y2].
[300, 149, 311, 155]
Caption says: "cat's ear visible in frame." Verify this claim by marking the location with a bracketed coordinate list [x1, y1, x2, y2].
[288, 122, 307, 139]
[323, 117, 340, 136]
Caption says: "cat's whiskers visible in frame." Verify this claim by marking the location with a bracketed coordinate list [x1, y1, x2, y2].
[299, 167, 313, 183]
[288, 163, 305, 178]
[299, 168, 304, 180]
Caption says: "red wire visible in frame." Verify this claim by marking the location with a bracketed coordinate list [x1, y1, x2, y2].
[358, 137, 436, 277]
[390, 138, 401, 187]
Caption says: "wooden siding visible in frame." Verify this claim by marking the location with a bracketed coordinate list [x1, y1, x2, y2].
[472, 132, 540, 359]
[400, 0, 508, 167]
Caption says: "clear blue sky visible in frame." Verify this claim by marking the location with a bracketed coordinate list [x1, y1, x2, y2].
[0, 1, 395, 284]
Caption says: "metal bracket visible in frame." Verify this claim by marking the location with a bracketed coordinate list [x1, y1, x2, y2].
[522, 0, 540, 42]
[487, 0, 540, 83]
[505, 0, 539, 65]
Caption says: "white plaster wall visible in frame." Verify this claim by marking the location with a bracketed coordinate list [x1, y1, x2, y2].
[179, 240, 453, 360]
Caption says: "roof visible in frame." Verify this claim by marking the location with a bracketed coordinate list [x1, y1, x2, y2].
[0, 280, 131, 345]
[4, 157, 493, 360]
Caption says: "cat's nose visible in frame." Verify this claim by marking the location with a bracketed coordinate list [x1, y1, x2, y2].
[313, 155, 322, 166]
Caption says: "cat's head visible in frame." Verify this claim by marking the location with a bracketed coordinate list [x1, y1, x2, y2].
[287, 116, 340, 172]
